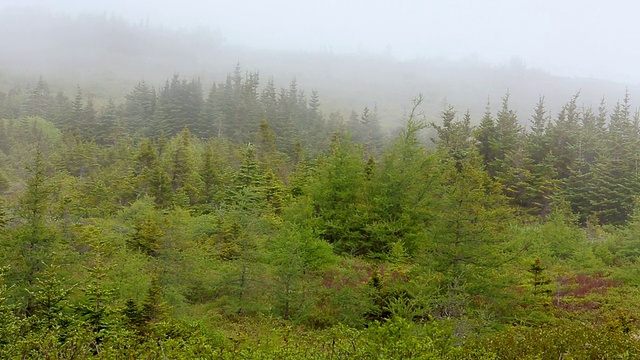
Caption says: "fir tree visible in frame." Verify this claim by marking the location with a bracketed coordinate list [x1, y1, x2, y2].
[124, 81, 157, 136]
[475, 100, 498, 175]
[199, 142, 220, 206]
[169, 127, 198, 202]
[24, 76, 51, 119]
[95, 98, 119, 145]
[128, 215, 163, 257]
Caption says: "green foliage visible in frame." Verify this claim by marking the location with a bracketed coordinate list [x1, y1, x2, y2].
[128, 214, 163, 257]
[199, 142, 221, 206]
[268, 223, 335, 319]
[26, 264, 75, 328]
[75, 226, 118, 340]
[169, 127, 200, 202]
[305, 134, 373, 255]
[0, 268, 23, 348]
[424, 150, 513, 269]
[468, 321, 640, 359]
[0, 168, 9, 195]
[20, 148, 50, 240]
[368, 102, 436, 256]
[0, 197, 9, 230]
[5, 70, 640, 358]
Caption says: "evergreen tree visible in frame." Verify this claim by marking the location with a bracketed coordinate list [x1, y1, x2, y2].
[135, 138, 172, 207]
[528, 258, 552, 308]
[20, 148, 50, 242]
[95, 98, 119, 145]
[123, 275, 169, 336]
[495, 132, 536, 212]
[69, 86, 84, 133]
[548, 93, 581, 180]
[431, 106, 474, 156]
[588, 94, 639, 224]
[528, 156, 560, 218]
[139, 275, 168, 325]
[50, 91, 72, 130]
[527, 96, 551, 164]
[26, 264, 75, 327]
[169, 127, 199, 203]
[423, 149, 513, 318]
[0, 168, 9, 195]
[494, 93, 521, 159]
[135, 138, 158, 175]
[199, 142, 221, 206]
[128, 214, 163, 257]
[23, 76, 51, 119]
[155, 75, 203, 137]
[124, 81, 157, 136]
[0, 121, 8, 154]
[83, 97, 98, 139]
[260, 78, 278, 129]
[369, 96, 436, 255]
[524, 97, 561, 217]
[309, 89, 321, 120]
[200, 83, 220, 138]
[231, 144, 266, 210]
[565, 105, 606, 221]
[475, 100, 498, 176]
[0, 268, 21, 347]
[268, 223, 334, 319]
[255, 118, 276, 159]
[306, 134, 371, 255]
[216, 211, 268, 316]
[75, 227, 116, 338]
[360, 105, 384, 156]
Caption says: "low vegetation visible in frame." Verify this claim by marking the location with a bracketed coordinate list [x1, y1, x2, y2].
[1, 71, 640, 358]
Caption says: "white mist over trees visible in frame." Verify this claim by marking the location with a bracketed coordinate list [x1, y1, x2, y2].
[4, 0, 640, 83]
[0, 9, 637, 131]
[2, 3, 640, 358]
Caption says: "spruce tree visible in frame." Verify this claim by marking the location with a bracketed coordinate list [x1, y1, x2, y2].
[95, 98, 119, 145]
[588, 94, 639, 224]
[423, 149, 513, 317]
[548, 93, 581, 180]
[369, 98, 435, 256]
[267, 223, 334, 319]
[76, 227, 116, 338]
[69, 86, 84, 133]
[128, 215, 163, 257]
[0, 121, 8, 154]
[26, 264, 75, 328]
[527, 96, 551, 164]
[475, 100, 498, 176]
[20, 148, 50, 242]
[199, 142, 220, 206]
[169, 127, 198, 203]
[200, 83, 219, 138]
[306, 134, 371, 255]
[24, 76, 51, 119]
[124, 81, 157, 136]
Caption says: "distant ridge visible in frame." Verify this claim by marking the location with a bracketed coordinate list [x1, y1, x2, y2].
[0, 8, 636, 128]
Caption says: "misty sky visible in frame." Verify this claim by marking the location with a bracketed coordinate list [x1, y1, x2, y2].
[2, 0, 640, 84]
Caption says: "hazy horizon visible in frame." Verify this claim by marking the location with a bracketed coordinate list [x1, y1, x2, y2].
[2, 0, 640, 84]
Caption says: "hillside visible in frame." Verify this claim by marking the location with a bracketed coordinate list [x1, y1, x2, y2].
[2, 8, 640, 359]
[1, 9, 636, 129]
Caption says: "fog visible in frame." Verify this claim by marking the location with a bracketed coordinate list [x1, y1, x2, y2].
[1, 1, 640, 128]
[4, 0, 640, 83]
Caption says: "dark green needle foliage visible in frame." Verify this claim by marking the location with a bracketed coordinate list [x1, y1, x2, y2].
[1, 62, 640, 358]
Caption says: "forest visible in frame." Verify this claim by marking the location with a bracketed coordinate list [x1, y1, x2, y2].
[1, 61, 640, 359]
